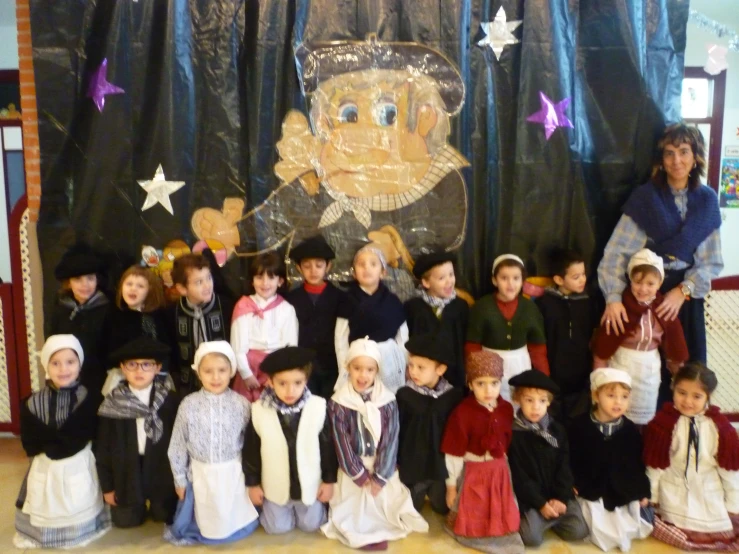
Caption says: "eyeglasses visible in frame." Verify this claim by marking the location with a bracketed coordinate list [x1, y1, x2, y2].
[122, 360, 158, 372]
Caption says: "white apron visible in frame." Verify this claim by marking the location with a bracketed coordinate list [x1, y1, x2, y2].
[483, 346, 530, 403]
[608, 347, 661, 425]
[578, 498, 652, 552]
[191, 457, 258, 540]
[322, 456, 428, 548]
[23, 443, 104, 528]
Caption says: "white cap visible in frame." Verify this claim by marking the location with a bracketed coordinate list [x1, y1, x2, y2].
[40, 335, 84, 378]
[192, 340, 237, 378]
[345, 337, 382, 371]
[590, 367, 632, 391]
[492, 253, 524, 274]
[627, 248, 664, 280]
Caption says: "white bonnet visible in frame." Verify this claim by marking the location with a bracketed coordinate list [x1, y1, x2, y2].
[40, 335, 84, 377]
[590, 367, 632, 391]
[627, 248, 664, 280]
[345, 337, 382, 371]
[192, 340, 237, 378]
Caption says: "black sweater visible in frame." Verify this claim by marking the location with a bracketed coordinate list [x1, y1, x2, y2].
[568, 413, 650, 510]
[507, 421, 575, 512]
[396, 386, 465, 485]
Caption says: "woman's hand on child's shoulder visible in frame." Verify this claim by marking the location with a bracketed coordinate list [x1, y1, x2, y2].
[317, 482, 334, 503]
[103, 491, 117, 506]
[175, 487, 186, 501]
[248, 486, 264, 506]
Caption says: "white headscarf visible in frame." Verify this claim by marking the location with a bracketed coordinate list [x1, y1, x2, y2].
[192, 340, 237, 378]
[40, 335, 84, 378]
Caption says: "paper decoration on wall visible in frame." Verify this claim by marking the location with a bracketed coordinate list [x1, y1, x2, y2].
[137, 164, 185, 215]
[477, 6, 523, 61]
[526, 91, 574, 140]
[704, 44, 728, 76]
[191, 198, 245, 259]
[87, 58, 125, 112]
[689, 10, 739, 53]
[720, 158, 739, 208]
[193, 239, 228, 267]
[141, 245, 160, 267]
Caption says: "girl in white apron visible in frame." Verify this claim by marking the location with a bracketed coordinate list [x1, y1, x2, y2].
[467, 254, 549, 403]
[322, 338, 428, 549]
[164, 341, 259, 545]
[592, 249, 689, 425]
[14, 335, 111, 549]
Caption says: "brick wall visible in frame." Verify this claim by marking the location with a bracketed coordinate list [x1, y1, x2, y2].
[16, 0, 41, 222]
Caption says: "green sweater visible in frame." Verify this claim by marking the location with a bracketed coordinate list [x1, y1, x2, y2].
[467, 295, 546, 350]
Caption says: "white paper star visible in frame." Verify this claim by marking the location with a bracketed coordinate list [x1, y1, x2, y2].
[478, 7, 523, 61]
[137, 164, 185, 215]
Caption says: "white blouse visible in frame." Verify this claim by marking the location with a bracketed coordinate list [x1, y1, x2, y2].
[130, 384, 153, 455]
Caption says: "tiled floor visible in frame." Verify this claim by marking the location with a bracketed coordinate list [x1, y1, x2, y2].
[0, 437, 690, 553]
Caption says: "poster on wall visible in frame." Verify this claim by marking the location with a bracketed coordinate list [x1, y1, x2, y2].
[720, 157, 739, 208]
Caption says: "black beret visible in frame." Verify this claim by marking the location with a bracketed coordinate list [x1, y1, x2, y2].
[508, 370, 560, 395]
[296, 39, 465, 115]
[260, 346, 316, 376]
[413, 250, 456, 280]
[54, 244, 104, 280]
[405, 332, 453, 366]
[109, 336, 171, 365]
[289, 235, 335, 263]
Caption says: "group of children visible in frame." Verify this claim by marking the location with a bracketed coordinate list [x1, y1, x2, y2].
[13, 237, 739, 552]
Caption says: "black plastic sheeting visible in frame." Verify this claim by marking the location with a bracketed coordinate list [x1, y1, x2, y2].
[30, 0, 688, 323]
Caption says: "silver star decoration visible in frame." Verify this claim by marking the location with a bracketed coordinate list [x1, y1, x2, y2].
[478, 6, 523, 61]
[137, 164, 185, 215]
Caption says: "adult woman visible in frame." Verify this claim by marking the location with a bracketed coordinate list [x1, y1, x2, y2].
[598, 123, 723, 364]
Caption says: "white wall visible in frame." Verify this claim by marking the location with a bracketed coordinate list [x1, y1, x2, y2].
[0, 1, 17, 70]
[686, 1, 739, 277]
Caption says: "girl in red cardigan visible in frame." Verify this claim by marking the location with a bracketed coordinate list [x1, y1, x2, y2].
[644, 362, 739, 551]
[592, 249, 688, 424]
[441, 350, 524, 553]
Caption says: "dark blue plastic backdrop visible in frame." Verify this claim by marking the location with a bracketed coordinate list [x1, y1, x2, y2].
[30, 0, 688, 323]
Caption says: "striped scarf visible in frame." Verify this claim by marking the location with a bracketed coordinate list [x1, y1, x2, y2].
[513, 409, 558, 448]
[590, 412, 624, 437]
[27, 383, 88, 428]
[418, 288, 456, 318]
[404, 377, 453, 398]
[260, 386, 311, 415]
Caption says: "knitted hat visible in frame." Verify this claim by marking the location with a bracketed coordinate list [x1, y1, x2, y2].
[492, 253, 524, 275]
[590, 367, 632, 391]
[260, 346, 316, 376]
[289, 235, 335, 263]
[40, 335, 84, 377]
[345, 337, 382, 371]
[509, 369, 560, 395]
[627, 248, 664, 280]
[466, 350, 504, 382]
[192, 340, 237, 378]
[412, 250, 456, 280]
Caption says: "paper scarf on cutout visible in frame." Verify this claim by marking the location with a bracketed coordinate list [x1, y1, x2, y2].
[137, 164, 185, 215]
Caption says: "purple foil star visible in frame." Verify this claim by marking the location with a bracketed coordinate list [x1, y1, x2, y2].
[526, 91, 573, 140]
[87, 58, 124, 112]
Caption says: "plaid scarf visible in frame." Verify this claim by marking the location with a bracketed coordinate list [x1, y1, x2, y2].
[97, 374, 174, 444]
[590, 411, 624, 437]
[260, 386, 311, 415]
[28, 383, 87, 427]
[59, 290, 109, 321]
[418, 288, 457, 318]
[513, 409, 559, 448]
[404, 377, 453, 398]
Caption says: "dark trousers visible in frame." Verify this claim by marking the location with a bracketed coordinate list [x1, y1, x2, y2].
[410, 479, 449, 515]
[519, 499, 589, 547]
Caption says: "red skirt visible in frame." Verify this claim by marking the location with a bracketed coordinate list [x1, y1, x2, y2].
[448, 457, 520, 538]
[231, 350, 268, 402]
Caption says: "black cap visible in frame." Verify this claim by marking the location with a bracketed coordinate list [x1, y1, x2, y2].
[413, 250, 456, 280]
[260, 346, 316, 376]
[296, 38, 465, 115]
[508, 370, 560, 395]
[54, 243, 104, 280]
[405, 332, 453, 366]
[289, 235, 336, 263]
[109, 336, 171, 365]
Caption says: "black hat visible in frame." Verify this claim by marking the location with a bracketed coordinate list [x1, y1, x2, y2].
[54, 243, 104, 280]
[413, 250, 456, 280]
[405, 332, 453, 367]
[296, 38, 465, 115]
[108, 336, 171, 366]
[508, 370, 560, 395]
[260, 346, 316, 376]
[289, 235, 336, 263]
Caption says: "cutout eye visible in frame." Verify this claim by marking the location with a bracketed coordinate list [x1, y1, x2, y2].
[374, 102, 397, 126]
[338, 103, 359, 123]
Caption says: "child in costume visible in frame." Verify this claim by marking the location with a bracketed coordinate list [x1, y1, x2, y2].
[322, 338, 428, 550]
[592, 249, 689, 425]
[102, 265, 170, 395]
[243, 346, 338, 533]
[568, 368, 653, 552]
[441, 350, 524, 554]
[535, 248, 597, 424]
[466, 254, 549, 402]
[14, 335, 111, 549]
[507, 370, 588, 547]
[231, 252, 298, 401]
[396, 332, 464, 515]
[167, 253, 235, 395]
[645, 362, 739, 551]
[404, 250, 469, 387]
[165, 341, 259, 545]
[285, 235, 356, 398]
[96, 336, 179, 528]
[336, 246, 408, 393]
[49, 244, 111, 397]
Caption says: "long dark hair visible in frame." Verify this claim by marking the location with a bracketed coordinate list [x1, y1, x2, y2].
[651, 123, 707, 190]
